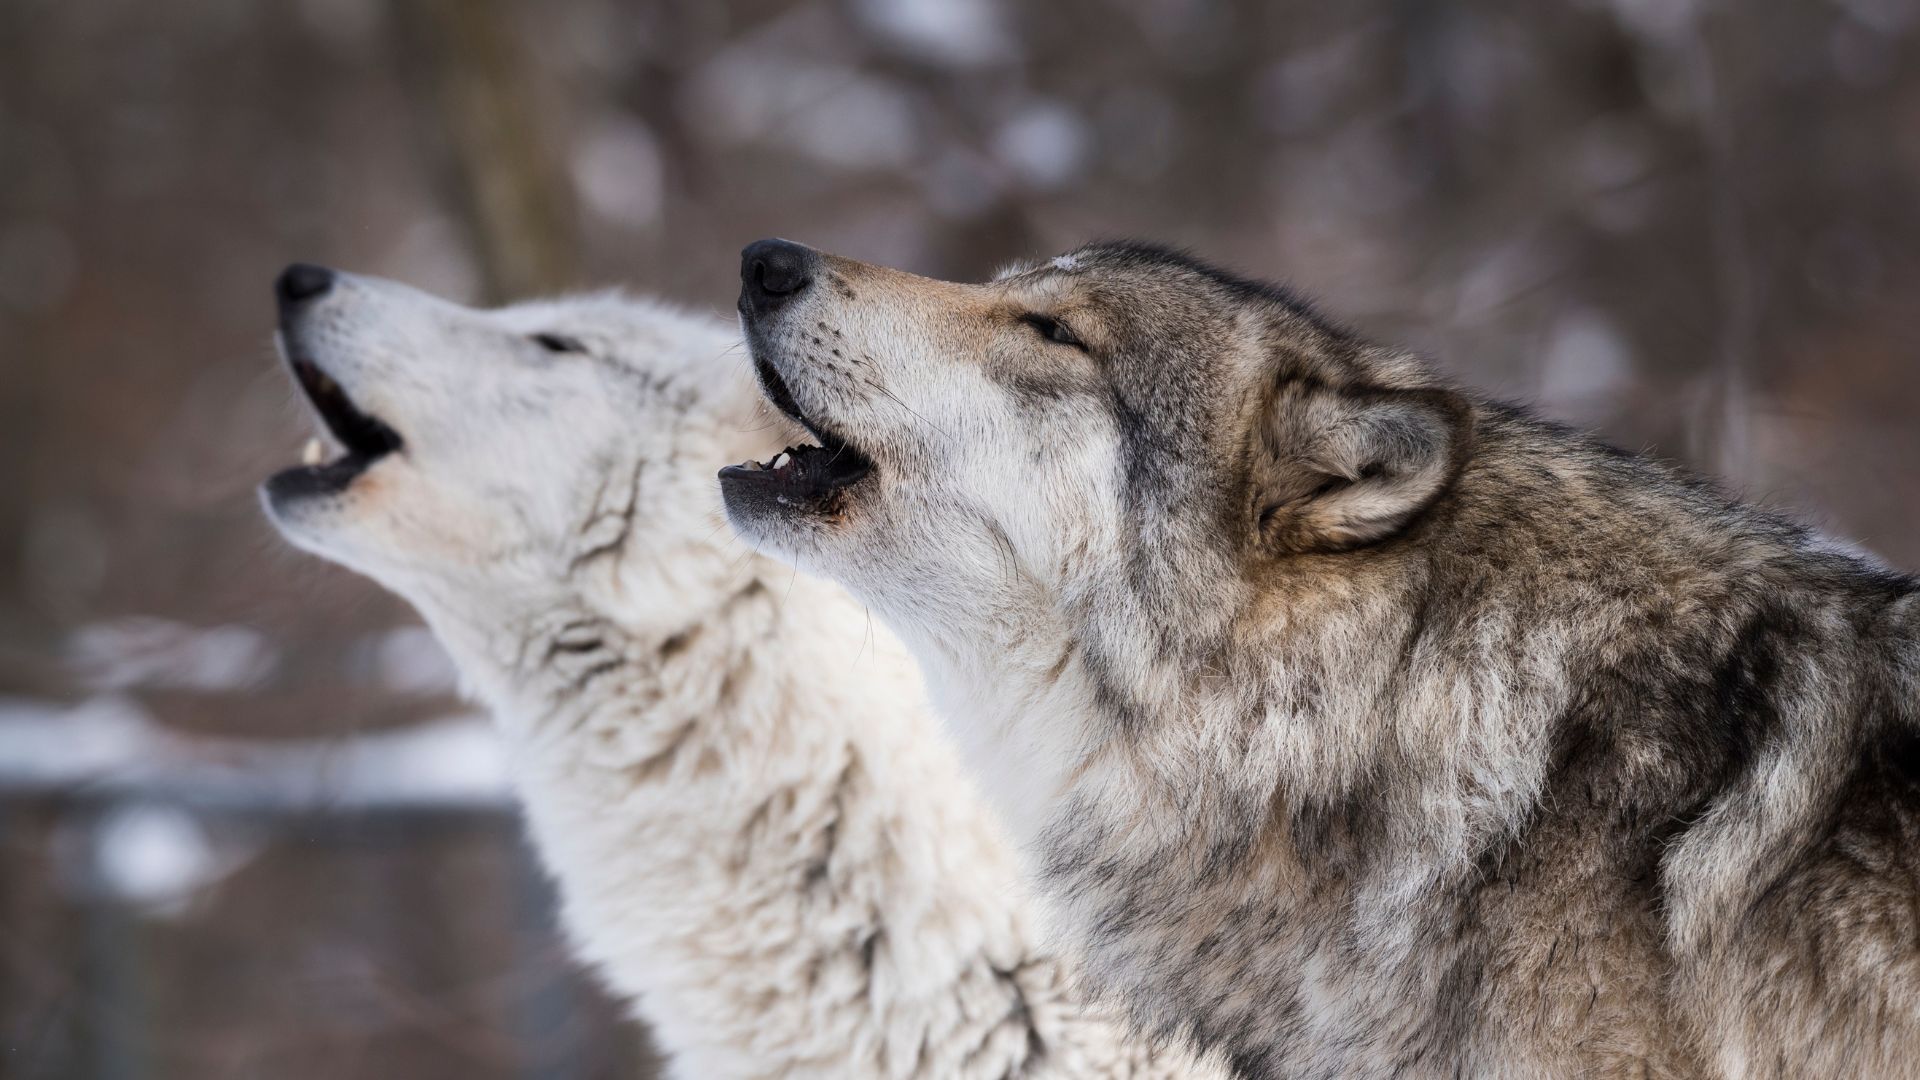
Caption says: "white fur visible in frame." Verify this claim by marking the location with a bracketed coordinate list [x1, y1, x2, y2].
[261, 274, 1230, 1080]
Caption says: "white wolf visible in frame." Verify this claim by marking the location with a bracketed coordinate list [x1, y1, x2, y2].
[257, 265, 1229, 1080]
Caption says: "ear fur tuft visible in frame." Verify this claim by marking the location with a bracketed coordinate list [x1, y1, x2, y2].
[1251, 379, 1468, 553]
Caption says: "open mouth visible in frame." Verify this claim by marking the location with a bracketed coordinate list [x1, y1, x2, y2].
[718, 354, 873, 505]
[265, 355, 404, 502]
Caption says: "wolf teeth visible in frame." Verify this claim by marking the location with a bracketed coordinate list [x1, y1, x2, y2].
[769, 451, 791, 470]
[301, 437, 327, 466]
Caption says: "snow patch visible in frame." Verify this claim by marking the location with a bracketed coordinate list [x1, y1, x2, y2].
[851, 0, 1014, 67]
[993, 102, 1091, 190]
[574, 116, 664, 228]
[1542, 309, 1632, 408]
[90, 803, 222, 914]
[69, 617, 279, 693]
[0, 696, 509, 811]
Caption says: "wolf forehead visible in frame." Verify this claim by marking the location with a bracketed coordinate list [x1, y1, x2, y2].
[994, 244, 1364, 352]
[982, 241, 1441, 405]
[995, 241, 1319, 310]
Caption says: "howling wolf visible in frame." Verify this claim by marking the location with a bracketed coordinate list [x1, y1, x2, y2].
[258, 264, 1228, 1080]
[720, 239, 1920, 1078]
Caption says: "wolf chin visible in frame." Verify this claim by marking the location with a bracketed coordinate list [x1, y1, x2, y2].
[257, 266, 1229, 1080]
[721, 239, 1920, 1078]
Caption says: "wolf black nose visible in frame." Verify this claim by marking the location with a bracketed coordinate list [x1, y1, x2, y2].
[276, 263, 334, 307]
[740, 239, 815, 314]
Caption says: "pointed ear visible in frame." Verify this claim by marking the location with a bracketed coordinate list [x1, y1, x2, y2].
[1250, 380, 1469, 553]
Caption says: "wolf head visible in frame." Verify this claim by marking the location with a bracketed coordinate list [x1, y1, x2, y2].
[261, 265, 776, 687]
[721, 239, 1471, 644]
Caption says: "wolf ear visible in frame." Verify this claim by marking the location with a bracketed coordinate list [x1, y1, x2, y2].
[1251, 380, 1467, 553]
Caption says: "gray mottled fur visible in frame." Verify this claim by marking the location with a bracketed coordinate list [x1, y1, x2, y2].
[724, 241, 1920, 1078]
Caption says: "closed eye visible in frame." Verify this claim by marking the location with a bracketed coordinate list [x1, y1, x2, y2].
[1022, 313, 1087, 351]
[532, 332, 586, 354]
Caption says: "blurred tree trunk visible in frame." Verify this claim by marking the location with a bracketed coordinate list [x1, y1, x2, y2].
[392, 0, 580, 302]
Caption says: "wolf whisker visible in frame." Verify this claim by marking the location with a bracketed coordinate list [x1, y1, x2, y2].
[862, 377, 952, 440]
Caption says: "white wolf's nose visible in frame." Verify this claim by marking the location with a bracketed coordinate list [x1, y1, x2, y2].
[276, 263, 335, 308]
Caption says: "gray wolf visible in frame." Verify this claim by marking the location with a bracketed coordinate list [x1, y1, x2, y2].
[720, 239, 1920, 1078]
[258, 264, 1229, 1079]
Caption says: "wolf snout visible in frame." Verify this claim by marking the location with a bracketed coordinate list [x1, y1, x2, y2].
[739, 239, 815, 316]
[276, 263, 335, 309]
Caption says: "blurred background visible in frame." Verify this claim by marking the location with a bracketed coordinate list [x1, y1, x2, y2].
[3, 0, 1918, 1076]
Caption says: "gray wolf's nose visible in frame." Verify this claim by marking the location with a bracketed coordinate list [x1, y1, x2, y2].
[740, 239, 815, 315]
[277, 263, 335, 308]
